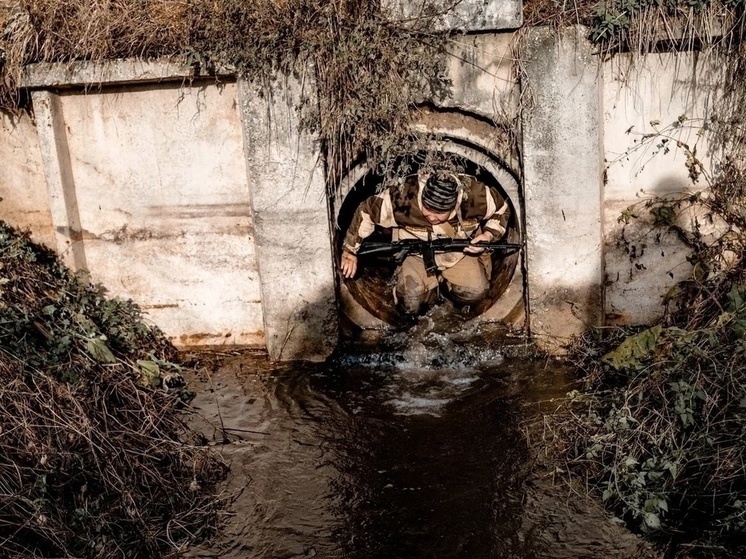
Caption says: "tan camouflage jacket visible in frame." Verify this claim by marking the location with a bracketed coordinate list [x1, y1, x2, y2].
[342, 173, 511, 269]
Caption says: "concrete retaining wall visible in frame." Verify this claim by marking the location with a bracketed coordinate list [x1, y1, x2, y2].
[521, 27, 604, 351]
[237, 77, 337, 361]
[0, 109, 54, 248]
[0, 21, 724, 358]
[2, 61, 336, 360]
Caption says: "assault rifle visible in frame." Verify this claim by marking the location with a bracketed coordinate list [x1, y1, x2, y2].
[357, 238, 522, 275]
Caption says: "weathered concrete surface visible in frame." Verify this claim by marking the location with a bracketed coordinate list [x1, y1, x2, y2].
[57, 82, 265, 348]
[31, 91, 88, 273]
[0, 108, 55, 248]
[3, 41, 728, 357]
[602, 53, 723, 325]
[22, 58, 234, 89]
[443, 32, 519, 124]
[521, 27, 604, 351]
[238, 77, 338, 361]
[387, 0, 522, 31]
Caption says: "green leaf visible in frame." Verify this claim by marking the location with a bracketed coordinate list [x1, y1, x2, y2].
[643, 512, 661, 530]
[619, 205, 639, 224]
[86, 338, 117, 364]
[726, 285, 746, 337]
[137, 360, 161, 387]
[602, 325, 663, 370]
[726, 285, 746, 314]
[650, 204, 676, 226]
[734, 320, 746, 338]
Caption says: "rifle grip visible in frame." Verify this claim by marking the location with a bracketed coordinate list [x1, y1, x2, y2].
[394, 248, 409, 264]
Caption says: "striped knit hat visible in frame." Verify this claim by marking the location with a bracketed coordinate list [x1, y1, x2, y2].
[422, 173, 458, 212]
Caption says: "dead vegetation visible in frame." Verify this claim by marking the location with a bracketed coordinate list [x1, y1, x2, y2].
[2, 1, 745, 176]
[0, 0, 454, 180]
[524, 0, 746, 54]
[0, 221, 228, 558]
[542, 113, 746, 556]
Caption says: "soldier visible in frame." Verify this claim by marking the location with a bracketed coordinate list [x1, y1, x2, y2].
[340, 171, 511, 316]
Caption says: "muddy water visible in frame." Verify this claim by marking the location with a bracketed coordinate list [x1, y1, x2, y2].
[183, 321, 655, 559]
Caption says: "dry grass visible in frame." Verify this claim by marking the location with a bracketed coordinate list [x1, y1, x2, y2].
[523, 0, 598, 28]
[0, 222, 228, 558]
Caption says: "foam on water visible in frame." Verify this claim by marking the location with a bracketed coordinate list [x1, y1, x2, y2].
[381, 367, 482, 416]
[387, 393, 448, 416]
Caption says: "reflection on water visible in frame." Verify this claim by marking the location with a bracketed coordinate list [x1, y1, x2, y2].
[183, 335, 654, 559]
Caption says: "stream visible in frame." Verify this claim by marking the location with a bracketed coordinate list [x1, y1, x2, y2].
[182, 315, 656, 559]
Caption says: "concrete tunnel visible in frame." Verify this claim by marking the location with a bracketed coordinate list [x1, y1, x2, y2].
[333, 108, 526, 333]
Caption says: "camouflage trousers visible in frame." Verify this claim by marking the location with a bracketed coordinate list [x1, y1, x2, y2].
[394, 253, 492, 315]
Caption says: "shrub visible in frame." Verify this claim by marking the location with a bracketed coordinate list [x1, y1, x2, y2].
[0, 222, 227, 558]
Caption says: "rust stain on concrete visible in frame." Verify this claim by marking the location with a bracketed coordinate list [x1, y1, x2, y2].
[172, 330, 266, 349]
[140, 303, 179, 309]
[146, 203, 253, 220]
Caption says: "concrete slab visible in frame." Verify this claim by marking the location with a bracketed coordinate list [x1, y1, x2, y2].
[521, 26, 604, 351]
[238, 77, 338, 361]
[22, 59, 232, 89]
[385, 0, 522, 32]
[442, 32, 519, 124]
[31, 91, 87, 272]
[57, 82, 265, 347]
[0, 108, 55, 248]
[602, 52, 724, 325]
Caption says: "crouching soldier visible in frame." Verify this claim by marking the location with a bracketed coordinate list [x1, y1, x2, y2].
[340, 171, 511, 316]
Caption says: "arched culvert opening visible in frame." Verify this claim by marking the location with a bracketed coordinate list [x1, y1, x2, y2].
[335, 141, 524, 330]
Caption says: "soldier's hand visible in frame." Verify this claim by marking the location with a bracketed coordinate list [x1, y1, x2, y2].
[464, 230, 494, 254]
[340, 251, 358, 278]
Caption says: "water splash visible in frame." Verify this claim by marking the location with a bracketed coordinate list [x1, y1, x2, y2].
[332, 305, 515, 415]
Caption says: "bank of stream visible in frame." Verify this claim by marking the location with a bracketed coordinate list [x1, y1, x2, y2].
[182, 315, 657, 559]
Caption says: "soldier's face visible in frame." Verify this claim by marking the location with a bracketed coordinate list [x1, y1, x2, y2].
[422, 206, 451, 225]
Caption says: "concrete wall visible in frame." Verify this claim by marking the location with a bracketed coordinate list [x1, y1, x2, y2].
[66, 84, 264, 347]
[602, 52, 723, 325]
[238, 77, 337, 361]
[443, 32, 520, 126]
[386, 0, 522, 32]
[3, 61, 337, 360]
[0, 109, 55, 248]
[0, 20, 726, 357]
[521, 27, 604, 351]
